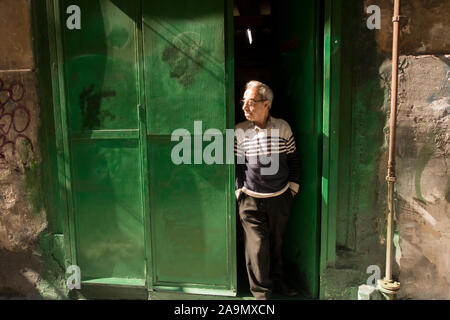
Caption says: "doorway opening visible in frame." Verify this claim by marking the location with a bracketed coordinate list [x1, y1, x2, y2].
[233, 0, 322, 299]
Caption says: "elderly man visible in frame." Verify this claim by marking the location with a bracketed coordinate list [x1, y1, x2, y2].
[235, 80, 300, 300]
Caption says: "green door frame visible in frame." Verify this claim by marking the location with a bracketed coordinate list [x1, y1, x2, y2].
[320, 0, 342, 284]
[45, 0, 77, 270]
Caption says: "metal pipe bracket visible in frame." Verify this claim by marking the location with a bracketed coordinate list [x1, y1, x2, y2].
[386, 176, 397, 182]
[392, 15, 407, 22]
[378, 279, 401, 294]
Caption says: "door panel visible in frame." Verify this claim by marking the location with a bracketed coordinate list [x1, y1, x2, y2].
[143, 0, 226, 134]
[148, 136, 229, 285]
[63, 0, 139, 132]
[60, 0, 146, 282]
[143, 0, 235, 293]
[71, 139, 144, 279]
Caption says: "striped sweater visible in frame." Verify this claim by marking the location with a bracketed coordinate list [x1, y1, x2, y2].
[234, 116, 300, 199]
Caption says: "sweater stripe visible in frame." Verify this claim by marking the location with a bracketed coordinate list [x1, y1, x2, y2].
[235, 116, 300, 198]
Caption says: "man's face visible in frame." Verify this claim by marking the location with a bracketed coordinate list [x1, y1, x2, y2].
[242, 87, 270, 124]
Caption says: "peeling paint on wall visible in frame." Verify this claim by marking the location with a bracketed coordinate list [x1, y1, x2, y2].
[0, 71, 47, 298]
[365, 0, 450, 55]
[0, 72, 43, 253]
[394, 55, 450, 299]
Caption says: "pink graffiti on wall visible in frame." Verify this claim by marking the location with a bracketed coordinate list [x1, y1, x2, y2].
[0, 78, 34, 161]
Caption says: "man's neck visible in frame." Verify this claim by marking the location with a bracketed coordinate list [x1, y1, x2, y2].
[254, 114, 270, 129]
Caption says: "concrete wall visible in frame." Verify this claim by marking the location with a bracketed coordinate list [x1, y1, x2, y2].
[395, 55, 449, 299]
[372, 0, 449, 300]
[323, 0, 449, 300]
[0, 0, 45, 298]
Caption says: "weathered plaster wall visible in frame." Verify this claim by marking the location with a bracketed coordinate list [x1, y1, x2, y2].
[370, 0, 449, 300]
[0, 0, 45, 298]
[325, 0, 449, 299]
[395, 55, 449, 299]
[0, 0, 34, 69]
[0, 72, 43, 251]
[375, 0, 449, 55]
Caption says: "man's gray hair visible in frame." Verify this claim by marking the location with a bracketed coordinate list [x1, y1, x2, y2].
[245, 80, 274, 109]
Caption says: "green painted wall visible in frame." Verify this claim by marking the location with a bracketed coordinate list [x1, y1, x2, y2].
[320, 0, 388, 299]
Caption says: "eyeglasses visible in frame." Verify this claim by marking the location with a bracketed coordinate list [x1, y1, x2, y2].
[240, 99, 266, 107]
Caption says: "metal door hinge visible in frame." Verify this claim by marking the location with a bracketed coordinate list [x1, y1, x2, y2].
[137, 104, 145, 121]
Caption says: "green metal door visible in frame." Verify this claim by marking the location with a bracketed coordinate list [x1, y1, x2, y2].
[57, 0, 146, 284]
[142, 0, 236, 295]
[51, 0, 235, 294]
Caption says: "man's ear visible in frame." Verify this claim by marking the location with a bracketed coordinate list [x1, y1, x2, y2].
[264, 100, 270, 110]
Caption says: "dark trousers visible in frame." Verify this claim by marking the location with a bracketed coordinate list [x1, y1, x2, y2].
[238, 190, 293, 300]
